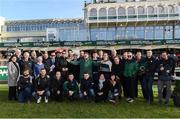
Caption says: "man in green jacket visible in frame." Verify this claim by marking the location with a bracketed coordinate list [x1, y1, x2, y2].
[68, 52, 101, 83]
[123, 52, 139, 103]
[63, 73, 79, 101]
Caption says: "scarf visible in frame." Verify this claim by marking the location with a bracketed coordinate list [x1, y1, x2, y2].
[99, 79, 105, 90]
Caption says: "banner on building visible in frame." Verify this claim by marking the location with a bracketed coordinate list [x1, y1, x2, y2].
[0, 66, 8, 81]
[0, 40, 179, 48]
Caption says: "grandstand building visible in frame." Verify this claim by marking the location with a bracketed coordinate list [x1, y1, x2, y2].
[0, 0, 180, 51]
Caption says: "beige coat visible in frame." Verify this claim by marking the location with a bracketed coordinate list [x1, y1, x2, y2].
[8, 62, 20, 86]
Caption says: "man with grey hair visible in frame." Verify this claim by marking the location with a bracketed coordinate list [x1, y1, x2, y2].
[19, 52, 33, 75]
[15, 49, 22, 63]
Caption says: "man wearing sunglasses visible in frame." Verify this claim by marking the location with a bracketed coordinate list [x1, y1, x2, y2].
[123, 52, 139, 103]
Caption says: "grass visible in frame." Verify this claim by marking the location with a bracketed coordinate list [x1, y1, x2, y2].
[0, 84, 179, 118]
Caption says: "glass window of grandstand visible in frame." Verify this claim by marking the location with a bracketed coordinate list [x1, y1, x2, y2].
[59, 29, 77, 41]
[108, 7, 116, 19]
[59, 30, 64, 41]
[10, 26, 13, 31]
[127, 0, 134, 2]
[9, 26, 13, 32]
[89, 8, 97, 20]
[22, 25, 26, 31]
[127, 7, 136, 18]
[98, 28, 107, 40]
[118, 7, 126, 19]
[175, 25, 180, 39]
[164, 26, 173, 40]
[107, 28, 116, 40]
[138, 7, 146, 19]
[138, 7, 144, 15]
[7, 26, 11, 32]
[70, 29, 78, 41]
[145, 26, 154, 40]
[155, 26, 164, 40]
[78, 29, 88, 41]
[25, 25, 29, 31]
[33, 25, 37, 31]
[168, 5, 175, 14]
[99, 8, 107, 20]
[135, 27, 145, 40]
[7, 26, 10, 32]
[126, 27, 135, 39]
[158, 5, 167, 18]
[10, 26, 15, 32]
[168, 5, 178, 18]
[90, 28, 99, 41]
[117, 27, 126, 40]
[14, 25, 19, 31]
[147, 6, 155, 18]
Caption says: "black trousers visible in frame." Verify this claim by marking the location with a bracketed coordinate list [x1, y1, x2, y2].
[8, 86, 17, 101]
[122, 75, 128, 98]
[125, 77, 136, 99]
[52, 91, 63, 102]
[95, 93, 108, 102]
[65, 93, 79, 101]
[135, 75, 146, 98]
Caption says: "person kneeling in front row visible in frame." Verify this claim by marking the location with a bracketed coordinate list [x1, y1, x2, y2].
[32, 68, 51, 104]
[17, 69, 33, 103]
[108, 73, 120, 104]
[51, 71, 65, 102]
[94, 73, 110, 102]
[63, 73, 79, 101]
[80, 72, 94, 100]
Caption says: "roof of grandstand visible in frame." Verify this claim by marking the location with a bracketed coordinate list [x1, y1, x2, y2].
[5, 18, 84, 25]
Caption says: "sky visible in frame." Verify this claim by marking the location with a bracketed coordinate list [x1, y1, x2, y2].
[0, 0, 88, 20]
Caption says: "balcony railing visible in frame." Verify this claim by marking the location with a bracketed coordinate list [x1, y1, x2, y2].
[87, 13, 180, 23]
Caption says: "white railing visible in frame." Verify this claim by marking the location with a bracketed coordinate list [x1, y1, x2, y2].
[87, 13, 180, 23]
[154, 67, 180, 81]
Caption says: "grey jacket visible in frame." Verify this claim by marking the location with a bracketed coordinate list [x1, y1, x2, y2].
[8, 62, 20, 86]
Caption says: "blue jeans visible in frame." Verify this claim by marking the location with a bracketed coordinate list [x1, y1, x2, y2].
[80, 89, 94, 99]
[18, 87, 32, 103]
[142, 75, 154, 102]
[108, 89, 119, 100]
[32, 90, 50, 99]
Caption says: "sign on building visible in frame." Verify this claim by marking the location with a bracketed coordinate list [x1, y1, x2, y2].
[0, 66, 8, 81]
[46, 28, 59, 42]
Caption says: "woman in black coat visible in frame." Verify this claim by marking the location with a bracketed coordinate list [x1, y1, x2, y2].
[94, 73, 110, 102]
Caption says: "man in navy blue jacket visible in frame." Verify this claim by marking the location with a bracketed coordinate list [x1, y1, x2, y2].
[80, 72, 94, 100]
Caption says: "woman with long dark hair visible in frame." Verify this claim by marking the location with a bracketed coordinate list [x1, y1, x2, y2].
[8, 55, 20, 100]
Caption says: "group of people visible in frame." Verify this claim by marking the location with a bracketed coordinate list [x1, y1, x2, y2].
[7, 48, 178, 105]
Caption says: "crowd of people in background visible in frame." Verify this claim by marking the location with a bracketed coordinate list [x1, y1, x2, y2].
[7, 48, 178, 106]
